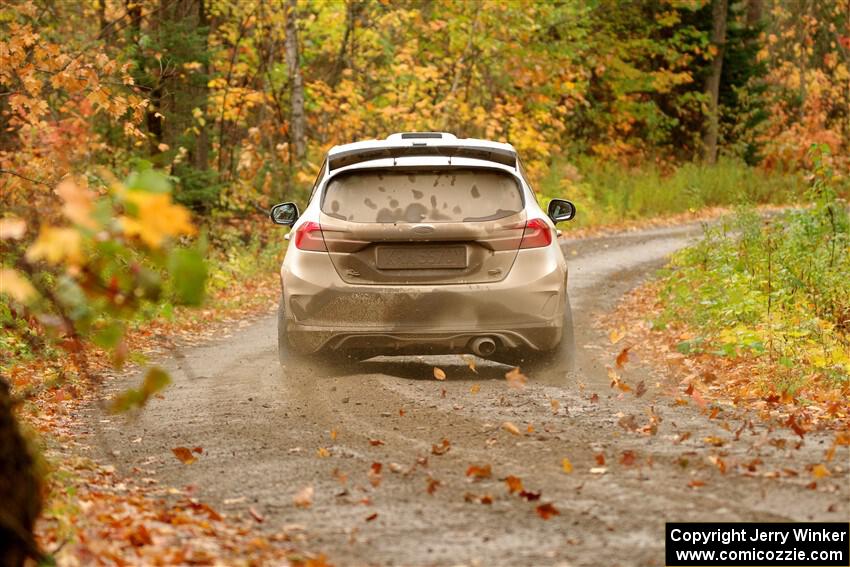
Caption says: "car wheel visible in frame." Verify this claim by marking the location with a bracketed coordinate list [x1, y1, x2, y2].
[496, 297, 576, 379]
[277, 295, 310, 371]
[278, 295, 354, 376]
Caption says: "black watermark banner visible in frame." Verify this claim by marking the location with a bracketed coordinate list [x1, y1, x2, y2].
[666, 522, 849, 566]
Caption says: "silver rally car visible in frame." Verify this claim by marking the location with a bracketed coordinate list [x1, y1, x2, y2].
[270, 132, 576, 378]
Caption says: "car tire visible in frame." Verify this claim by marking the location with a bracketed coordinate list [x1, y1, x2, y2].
[278, 296, 306, 370]
[278, 295, 353, 376]
[496, 296, 576, 379]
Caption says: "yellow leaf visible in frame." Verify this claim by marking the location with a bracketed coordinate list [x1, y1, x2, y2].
[433, 367, 446, 381]
[26, 226, 83, 265]
[470, 384, 480, 394]
[316, 447, 330, 458]
[501, 421, 520, 435]
[0, 268, 36, 302]
[562, 457, 573, 473]
[811, 464, 830, 478]
[121, 192, 196, 248]
[609, 328, 626, 344]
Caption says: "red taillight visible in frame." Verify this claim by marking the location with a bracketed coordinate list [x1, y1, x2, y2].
[519, 218, 553, 249]
[294, 221, 327, 251]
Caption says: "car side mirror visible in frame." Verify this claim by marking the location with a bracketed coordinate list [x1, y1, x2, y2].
[547, 199, 576, 223]
[270, 202, 299, 226]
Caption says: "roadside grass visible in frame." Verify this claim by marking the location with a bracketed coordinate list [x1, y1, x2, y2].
[618, 148, 849, 413]
[537, 156, 807, 229]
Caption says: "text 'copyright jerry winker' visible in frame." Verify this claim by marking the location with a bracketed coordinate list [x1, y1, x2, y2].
[666, 522, 849, 566]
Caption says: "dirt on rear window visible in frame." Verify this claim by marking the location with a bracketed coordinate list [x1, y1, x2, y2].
[321, 169, 523, 223]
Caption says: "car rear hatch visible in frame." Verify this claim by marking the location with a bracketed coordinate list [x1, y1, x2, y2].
[316, 168, 537, 285]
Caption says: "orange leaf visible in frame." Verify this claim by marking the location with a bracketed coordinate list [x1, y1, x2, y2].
[561, 457, 573, 474]
[615, 347, 630, 368]
[431, 438, 451, 455]
[505, 475, 524, 493]
[433, 367, 446, 380]
[466, 464, 492, 480]
[536, 502, 560, 520]
[172, 447, 196, 464]
[501, 421, 521, 435]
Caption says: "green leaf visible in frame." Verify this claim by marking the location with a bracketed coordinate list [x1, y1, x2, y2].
[111, 366, 171, 413]
[168, 246, 207, 306]
[91, 322, 124, 349]
[125, 168, 172, 194]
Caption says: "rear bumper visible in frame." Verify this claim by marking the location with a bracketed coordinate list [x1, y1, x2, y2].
[281, 246, 567, 354]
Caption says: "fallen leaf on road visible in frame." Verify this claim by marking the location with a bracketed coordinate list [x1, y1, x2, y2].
[505, 367, 527, 389]
[434, 367, 446, 380]
[172, 447, 196, 464]
[708, 455, 727, 474]
[369, 462, 382, 487]
[550, 399, 560, 414]
[687, 479, 705, 489]
[466, 464, 492, 480]
[368, 438, 385, 446]
[463, 355, 477, 374]
[561, 458, 573, 474]
[609, 328, 626, 344]
[464, 492, 493, 504]
[365, 512, 378, 522]
[505, 475, 524, 493]
[316, 447, 331, 458]
[519, 490, 541, 501]
[590, 393, 599, 403]
[786, 414, 806, 438]
[607, 366, 631, 392]
[536, 502, 560, 519]
[811, 464, 830, 479]
[426, 477, 442, 494]
[703, 436, 725, 447]
[431, 438, 451, 455]
[620, 450, 637, 466]
[615, 347, 631, 368]
[192, 446, 203, 454]
[294, 485, 314, 508]
[589, 467, 608, 475]
[388, 462, 403, 473]
[470, 384, 480, 394]
[249, 506, 265, 523]
[501, 421, 521, 435]
[635, 380, 647, 398]
[595, 454, 606, 466]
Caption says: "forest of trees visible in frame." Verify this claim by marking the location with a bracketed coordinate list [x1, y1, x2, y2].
[2, 0, 848, 218]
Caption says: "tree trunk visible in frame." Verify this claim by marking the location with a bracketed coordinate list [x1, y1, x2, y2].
[702, 0, 728, 164]
[0, 379, 43, 567]
[284, 0, 306, 163]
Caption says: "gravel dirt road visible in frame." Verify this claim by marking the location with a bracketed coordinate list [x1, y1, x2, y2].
[90, 224, 849, 566]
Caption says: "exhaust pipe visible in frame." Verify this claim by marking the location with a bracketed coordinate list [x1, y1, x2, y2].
[469, 337, 497, 357]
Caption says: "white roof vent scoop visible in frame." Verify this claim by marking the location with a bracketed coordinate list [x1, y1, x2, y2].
[385, 132, 458, 141]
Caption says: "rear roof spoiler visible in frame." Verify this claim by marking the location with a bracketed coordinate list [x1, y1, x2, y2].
[327, 137, 517, 171]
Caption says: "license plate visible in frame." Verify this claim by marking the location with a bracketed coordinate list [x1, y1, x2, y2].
[376, 246, 467, 270]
